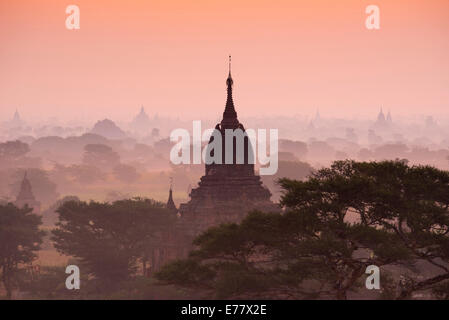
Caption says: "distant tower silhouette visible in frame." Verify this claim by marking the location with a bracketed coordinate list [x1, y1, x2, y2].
[166, 177, 177, 213]
[11, 109, 23, 126]
[13, 109, 20, 121]
[131, 105, 151, 133]
[179, 55, 278, 227]
[15, 172, 41, 213]
[377, 108, 386, 122]
[153, 57, 279, 272]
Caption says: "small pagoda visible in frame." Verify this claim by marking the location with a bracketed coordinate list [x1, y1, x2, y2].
[15, 172, 41, 213]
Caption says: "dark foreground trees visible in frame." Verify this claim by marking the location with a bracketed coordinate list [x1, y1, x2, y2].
[0, 204, 45, 299]
[52, 198, 176, 289]
[156, 160, 449, 299]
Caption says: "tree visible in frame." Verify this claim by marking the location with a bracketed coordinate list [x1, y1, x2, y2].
[0, 140, 30, 160]
[280, 160, 449, 299]
[82, 144, 120, 169]
[0, 141, 40, 168]
[0, 203, 45, 299]
[52, 198, 176, 289]
[157, 160, 449, 299]
[66, 164, 106, 184]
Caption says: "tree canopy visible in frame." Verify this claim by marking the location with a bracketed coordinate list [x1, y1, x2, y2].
[156, 160, 449, 299]
[0, 203, 45, 299]
[52, 198, 177, 288]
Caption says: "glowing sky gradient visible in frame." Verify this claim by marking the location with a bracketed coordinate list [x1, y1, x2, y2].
[1, 0, 449, 122]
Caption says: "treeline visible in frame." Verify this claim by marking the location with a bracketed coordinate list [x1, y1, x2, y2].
[157, 160, 449, 300]
[0, 198, 178, 299]
[2, 160, 449, 299]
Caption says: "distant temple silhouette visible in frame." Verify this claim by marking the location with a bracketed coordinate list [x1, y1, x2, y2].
[15, 172, 41, 213]
[178, 56, 277, 227]
[374, 108, 392, 129]
[166, 178, 177, 214]
[152, 58, 279, 271]
[10, 109, 24, 127]
[131, 106, 151, 133]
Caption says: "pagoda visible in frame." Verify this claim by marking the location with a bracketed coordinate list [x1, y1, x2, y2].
[15, 172, 41, 213]
[149, 58, 280, 272]
[178, 56, 278, 234]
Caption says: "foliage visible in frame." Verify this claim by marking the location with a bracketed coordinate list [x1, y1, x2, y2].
[157, 160, 449, 299]
[0, 203, 45, 299]
[52, 198, 176, 289]
[82, 144, 120, 169]
[0, 140, 30, 160]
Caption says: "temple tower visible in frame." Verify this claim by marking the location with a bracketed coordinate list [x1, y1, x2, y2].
[15, 172, 41, 213]
[178, 57, 278, 234]
[166, 178, 177, 213]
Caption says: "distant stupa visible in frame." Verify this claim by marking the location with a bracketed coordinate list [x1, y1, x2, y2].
[11, 109, 24, 127]
[15, 172, 41, 213]
[131, 106, 151, 133]
[374, 107, 391, 129]
[377, 108, 386, 123]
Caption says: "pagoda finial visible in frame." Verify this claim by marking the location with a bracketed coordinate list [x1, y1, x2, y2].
[222, 55, 238, 127]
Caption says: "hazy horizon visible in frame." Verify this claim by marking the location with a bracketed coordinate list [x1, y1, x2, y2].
[1, 0, 449, 122]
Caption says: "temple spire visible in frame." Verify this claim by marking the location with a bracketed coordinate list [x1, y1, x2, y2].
[221, 55, 238, 128]
[166, 177, 177, 213]
[16, 171, 36, 202]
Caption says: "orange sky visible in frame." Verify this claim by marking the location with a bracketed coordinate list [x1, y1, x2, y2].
[1, 0, 448, 122]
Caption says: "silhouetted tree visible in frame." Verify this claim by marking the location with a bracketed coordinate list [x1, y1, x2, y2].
[0, 140, 29, 160]
[52, 198, 176, 289]
[157, 160, 449, 299]
[0, 203, 45, 299]
[82, 144, 120, 169]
